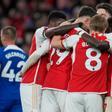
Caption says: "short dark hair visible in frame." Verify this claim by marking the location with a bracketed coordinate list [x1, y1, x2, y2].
[1, 26, 16, 40]
[90, 15, 108, 32]
[48, 10, 67, 23]
[78, 6, 96, 17]
[96, 3, 112, 16]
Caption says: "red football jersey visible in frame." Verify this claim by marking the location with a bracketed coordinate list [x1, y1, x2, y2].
[22, 27, 49, 85]
[66, 33, 111, 93]
[43, 28, 77, 90]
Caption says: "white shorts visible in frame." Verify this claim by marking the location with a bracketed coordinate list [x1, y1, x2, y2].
[20, 84, 42, 112]
[105, 97, 112, 112]
[41, 89, 67, 112]
[65, 93, 103, 112]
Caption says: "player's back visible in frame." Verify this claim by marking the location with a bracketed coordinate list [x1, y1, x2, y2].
[68, 33, 110, 93]
[0, 45, 28, 99]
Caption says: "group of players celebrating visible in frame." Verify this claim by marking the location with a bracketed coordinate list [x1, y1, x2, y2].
[0, 2, 112, 112]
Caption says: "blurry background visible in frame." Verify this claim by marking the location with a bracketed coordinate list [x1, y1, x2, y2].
[0, 0, 111, 53]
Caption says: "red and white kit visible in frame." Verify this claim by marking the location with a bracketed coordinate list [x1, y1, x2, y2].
[43, 28, 77, 90]
[20, 27, 49, 112]
[22, 27, 48, 85]
[61, 31, 112, 112]
[41, 28, 77, 112]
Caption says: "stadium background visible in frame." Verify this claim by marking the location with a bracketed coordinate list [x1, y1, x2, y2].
[0, 0, 111, 53]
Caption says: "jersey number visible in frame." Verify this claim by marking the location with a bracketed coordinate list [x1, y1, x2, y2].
[1, 61, 25, 82]
[50, 48, 69, 65]
[85, 48, 101, 71]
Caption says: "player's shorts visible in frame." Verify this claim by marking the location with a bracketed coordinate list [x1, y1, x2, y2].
[41, 89, 67, 112]
[0, 97, 22, 112]
[20, 83, 42, 112]
[105, 97, 112, 112]
[64, 93, 103, 112]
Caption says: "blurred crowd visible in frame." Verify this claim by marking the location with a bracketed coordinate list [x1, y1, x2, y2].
[0, 0, 111, 53]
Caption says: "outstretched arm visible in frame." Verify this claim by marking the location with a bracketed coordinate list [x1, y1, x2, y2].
[45, 23, 83, 38]
[20, 39, 50, 77]
[51, 28, 110, 52]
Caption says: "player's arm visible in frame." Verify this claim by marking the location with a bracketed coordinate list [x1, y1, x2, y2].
[51, 28, 85, 49]
[51, 29, 110, 52]
[81, 33, 110, 52]
[44, 23, 82, 38]
[51, 34, 81, 49]
[20, 39, 50, 77]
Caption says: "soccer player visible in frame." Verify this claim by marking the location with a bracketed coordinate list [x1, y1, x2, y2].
[20, 11, 67, 112]
[96, 3, 112, 112]
[41, 6, 96, 112]
[0, 26, 28, 112]
[51, 15, 112, 112]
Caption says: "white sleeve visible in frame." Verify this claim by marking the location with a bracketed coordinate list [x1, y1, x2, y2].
[62, 35, 80, 49]
[105, 33, 112, 37]
[33, 27, 48, 50]
[106, 35, 112, 51]
[35, 26, 47, 42]
[21, 39, 50, 74]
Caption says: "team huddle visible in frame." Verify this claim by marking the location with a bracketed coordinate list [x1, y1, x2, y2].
[0, 2, 112, 112]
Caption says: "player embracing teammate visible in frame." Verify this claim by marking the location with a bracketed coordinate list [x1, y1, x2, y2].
[18, 3, 112, 112]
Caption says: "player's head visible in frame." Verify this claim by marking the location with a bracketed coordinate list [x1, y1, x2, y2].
[77, 6, 96, 30]
[1, 26, 16, 46]
[48, 10, 67, 27]
[96, 3, 112, 19]
[89, 15, 108, 33]
[78, 6, 96, 18]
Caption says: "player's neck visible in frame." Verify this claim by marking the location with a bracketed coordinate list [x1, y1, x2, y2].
[3, 41, 15, 46]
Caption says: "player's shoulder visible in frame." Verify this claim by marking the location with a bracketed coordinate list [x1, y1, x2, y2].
[34, 26, 48, 41]
[104, 33, 112, 41]
[74, 27, 84, 32]
[5, 45, 27, 55]
[4, 45, 23, 52]
[104, 33, 112, 38]
[0, 46, 4, 50]
[0, 46, 4, 53]
[0, 47, 6, 59]
[5, 45, 28, 60]
[35, 26, 46, 35]
[66, 27, 83, 36]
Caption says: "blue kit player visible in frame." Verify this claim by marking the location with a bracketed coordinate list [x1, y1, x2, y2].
[0, 26, 28, 112]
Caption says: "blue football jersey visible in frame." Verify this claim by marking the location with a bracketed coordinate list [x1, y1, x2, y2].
[0, 45, 28, 99]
